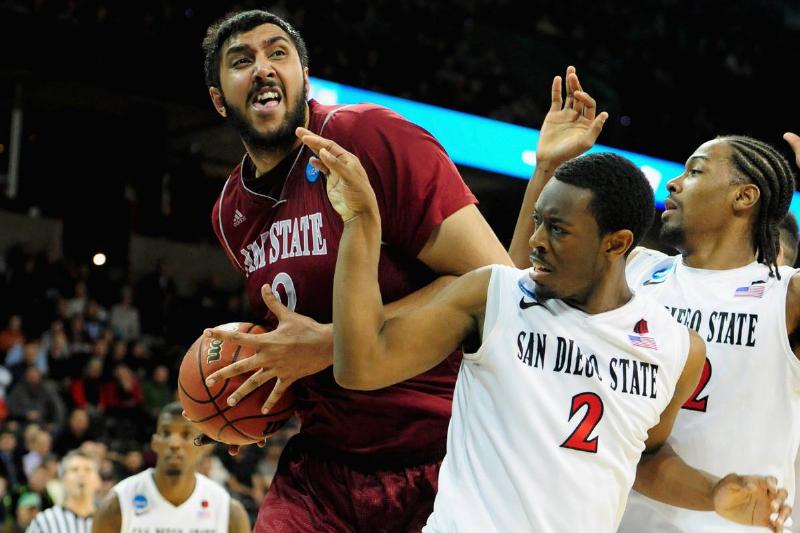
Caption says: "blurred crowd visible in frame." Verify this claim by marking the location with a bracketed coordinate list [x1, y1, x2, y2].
[2, 0, 798, 163]
[0, 242, 295, 529]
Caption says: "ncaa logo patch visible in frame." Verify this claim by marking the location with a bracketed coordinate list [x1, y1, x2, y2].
[305, 161, 320, 183]
[133, 494, 148, 515]
[643, 265, 671, 286]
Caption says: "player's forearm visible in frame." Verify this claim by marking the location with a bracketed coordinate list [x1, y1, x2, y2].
[634, 444, 719, 511]
[508, 161, 558, 267]
[332, 211, 387, 389]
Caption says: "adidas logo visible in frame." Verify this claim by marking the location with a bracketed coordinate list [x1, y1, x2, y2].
[233, 209, 246, 227]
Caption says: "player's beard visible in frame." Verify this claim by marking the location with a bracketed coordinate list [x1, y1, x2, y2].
[659, 223, 686, 251]
[224, 79, 308, 159]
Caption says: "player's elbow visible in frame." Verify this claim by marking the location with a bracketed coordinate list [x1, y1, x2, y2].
[333, 360, 380, 390]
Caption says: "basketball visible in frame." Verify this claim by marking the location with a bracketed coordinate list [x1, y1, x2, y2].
[178, 322, 296, 445]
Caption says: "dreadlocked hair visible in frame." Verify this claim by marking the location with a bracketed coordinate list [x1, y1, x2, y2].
[718, 135, 796, 279]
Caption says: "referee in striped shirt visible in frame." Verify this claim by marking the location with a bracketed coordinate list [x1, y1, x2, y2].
[26, 449, 100, 533]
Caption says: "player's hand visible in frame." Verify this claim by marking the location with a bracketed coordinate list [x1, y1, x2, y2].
[784, 132, 800, 168]
[536, 66, 608, 166]
[713, 474, 792, 532]
[204, 283, 333, 414]
[190, 431, 267, 457]
[296, 127, 379, 223]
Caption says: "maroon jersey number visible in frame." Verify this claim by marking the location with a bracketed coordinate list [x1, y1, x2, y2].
[681, 357, 712, 412]
[560, 392, 604, 454]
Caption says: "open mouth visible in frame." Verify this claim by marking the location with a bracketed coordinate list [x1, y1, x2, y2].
[251, 88, 282, 111]
[663, 198, 679, 211]
[529, 257, 552, 279]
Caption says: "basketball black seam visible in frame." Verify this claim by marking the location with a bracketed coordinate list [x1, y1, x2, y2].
[194, 323, 260, 442]
[217, 413, 290, 439]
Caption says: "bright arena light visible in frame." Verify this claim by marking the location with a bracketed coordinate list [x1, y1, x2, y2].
[93, 253, 107, 266]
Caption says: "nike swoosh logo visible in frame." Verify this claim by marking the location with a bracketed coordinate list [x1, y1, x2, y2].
[519, 297, 543, 309]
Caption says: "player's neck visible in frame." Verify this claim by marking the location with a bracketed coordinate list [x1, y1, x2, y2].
[63, 497, 94, 518]
[679, 228, 757, 270]
[246, 137, 304, 177]
[152, 469, 197, 507]
[567, 268, 633, 315]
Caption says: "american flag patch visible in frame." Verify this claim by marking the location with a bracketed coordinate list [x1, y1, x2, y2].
[734, 285, 765, 298]
[628, 335, 658, 350]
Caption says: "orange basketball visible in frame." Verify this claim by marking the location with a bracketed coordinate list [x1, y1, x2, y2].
[178, 322, 295, 445]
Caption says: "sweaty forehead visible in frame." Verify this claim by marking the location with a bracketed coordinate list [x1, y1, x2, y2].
[691, 139, 734, 163]
[224, 23, 292, 52]
[537, 180, 594, 222]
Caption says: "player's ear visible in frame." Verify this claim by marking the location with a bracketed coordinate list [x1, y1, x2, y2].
[303, 67, 310, 99]
[732, 183, 760, 213]
[209, 87, 227, 117]
[604, 229, 634, 260]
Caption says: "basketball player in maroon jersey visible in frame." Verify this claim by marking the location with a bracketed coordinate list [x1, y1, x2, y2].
[199, 10, 512, 532]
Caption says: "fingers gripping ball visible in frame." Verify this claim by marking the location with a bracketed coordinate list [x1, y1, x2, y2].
[178, 322, 295, 445]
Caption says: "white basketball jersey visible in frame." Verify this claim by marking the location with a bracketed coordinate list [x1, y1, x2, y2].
[113, 469, 230, 533]
[424, 265, 690, 533]
[619, 250, 800, 532]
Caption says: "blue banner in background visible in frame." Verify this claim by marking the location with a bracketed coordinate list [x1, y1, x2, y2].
[309, 77, 800, 219]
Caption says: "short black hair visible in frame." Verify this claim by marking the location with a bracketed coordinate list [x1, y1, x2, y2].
[157, 402, 185, 426]
[554, 153, 654, 253]
[779, 212, 799, 265]
[203, 10, 309, 89]
[718, 135, 795, 278]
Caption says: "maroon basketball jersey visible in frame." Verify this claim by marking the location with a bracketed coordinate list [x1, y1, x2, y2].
[212, 100, 477, 464]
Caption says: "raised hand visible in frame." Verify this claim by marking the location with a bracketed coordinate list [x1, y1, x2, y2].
[536, 65, 609, 166]
[713, 474, 792, 532]
[296, 127, 379, 223]
[784, 132, 800, 168]
[204, 284, 333, 415]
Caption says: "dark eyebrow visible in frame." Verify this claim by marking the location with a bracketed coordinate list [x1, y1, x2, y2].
[224, 44, 252, 58]
[685, 155, 709, 166]
[225, 36, 291, 60]
[533, 209, 571, 226]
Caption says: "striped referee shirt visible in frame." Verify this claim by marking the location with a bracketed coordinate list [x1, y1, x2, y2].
[25, 506, 92, 533]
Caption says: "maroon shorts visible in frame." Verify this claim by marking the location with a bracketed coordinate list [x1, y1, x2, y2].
[253, 436, 442, 532]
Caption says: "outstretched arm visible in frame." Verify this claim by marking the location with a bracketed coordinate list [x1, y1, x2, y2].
[634, 331, 791, 531]
[91, 493, 121, 533]
[297, 128, 490, 390]
[228, 498, 251, 533]
[509, 66, 608, 267]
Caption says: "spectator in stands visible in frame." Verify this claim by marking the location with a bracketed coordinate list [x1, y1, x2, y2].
[142, 365, 171, 420]
[65, 283, 88, 320]
[13, 492, 40, 532]
[82, 301, 107, 342]
[127, 341, 152, 377]
[54, 410, 96, 457]
[22, 430, 51, 480]
[5, 342, 47, 382]
[67, 318, 91, 357]
[0, 366, 11, 419]
[69, 359, 104, 411]
[109, 289, 140, 342]
[0, 429, 25, 488]
[6, 367, 66, 436]
[99, 365, 143, 420]
[0, 475, 11, 530]
[0, 316, 24, 355]
[21, 465, 55, 513]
